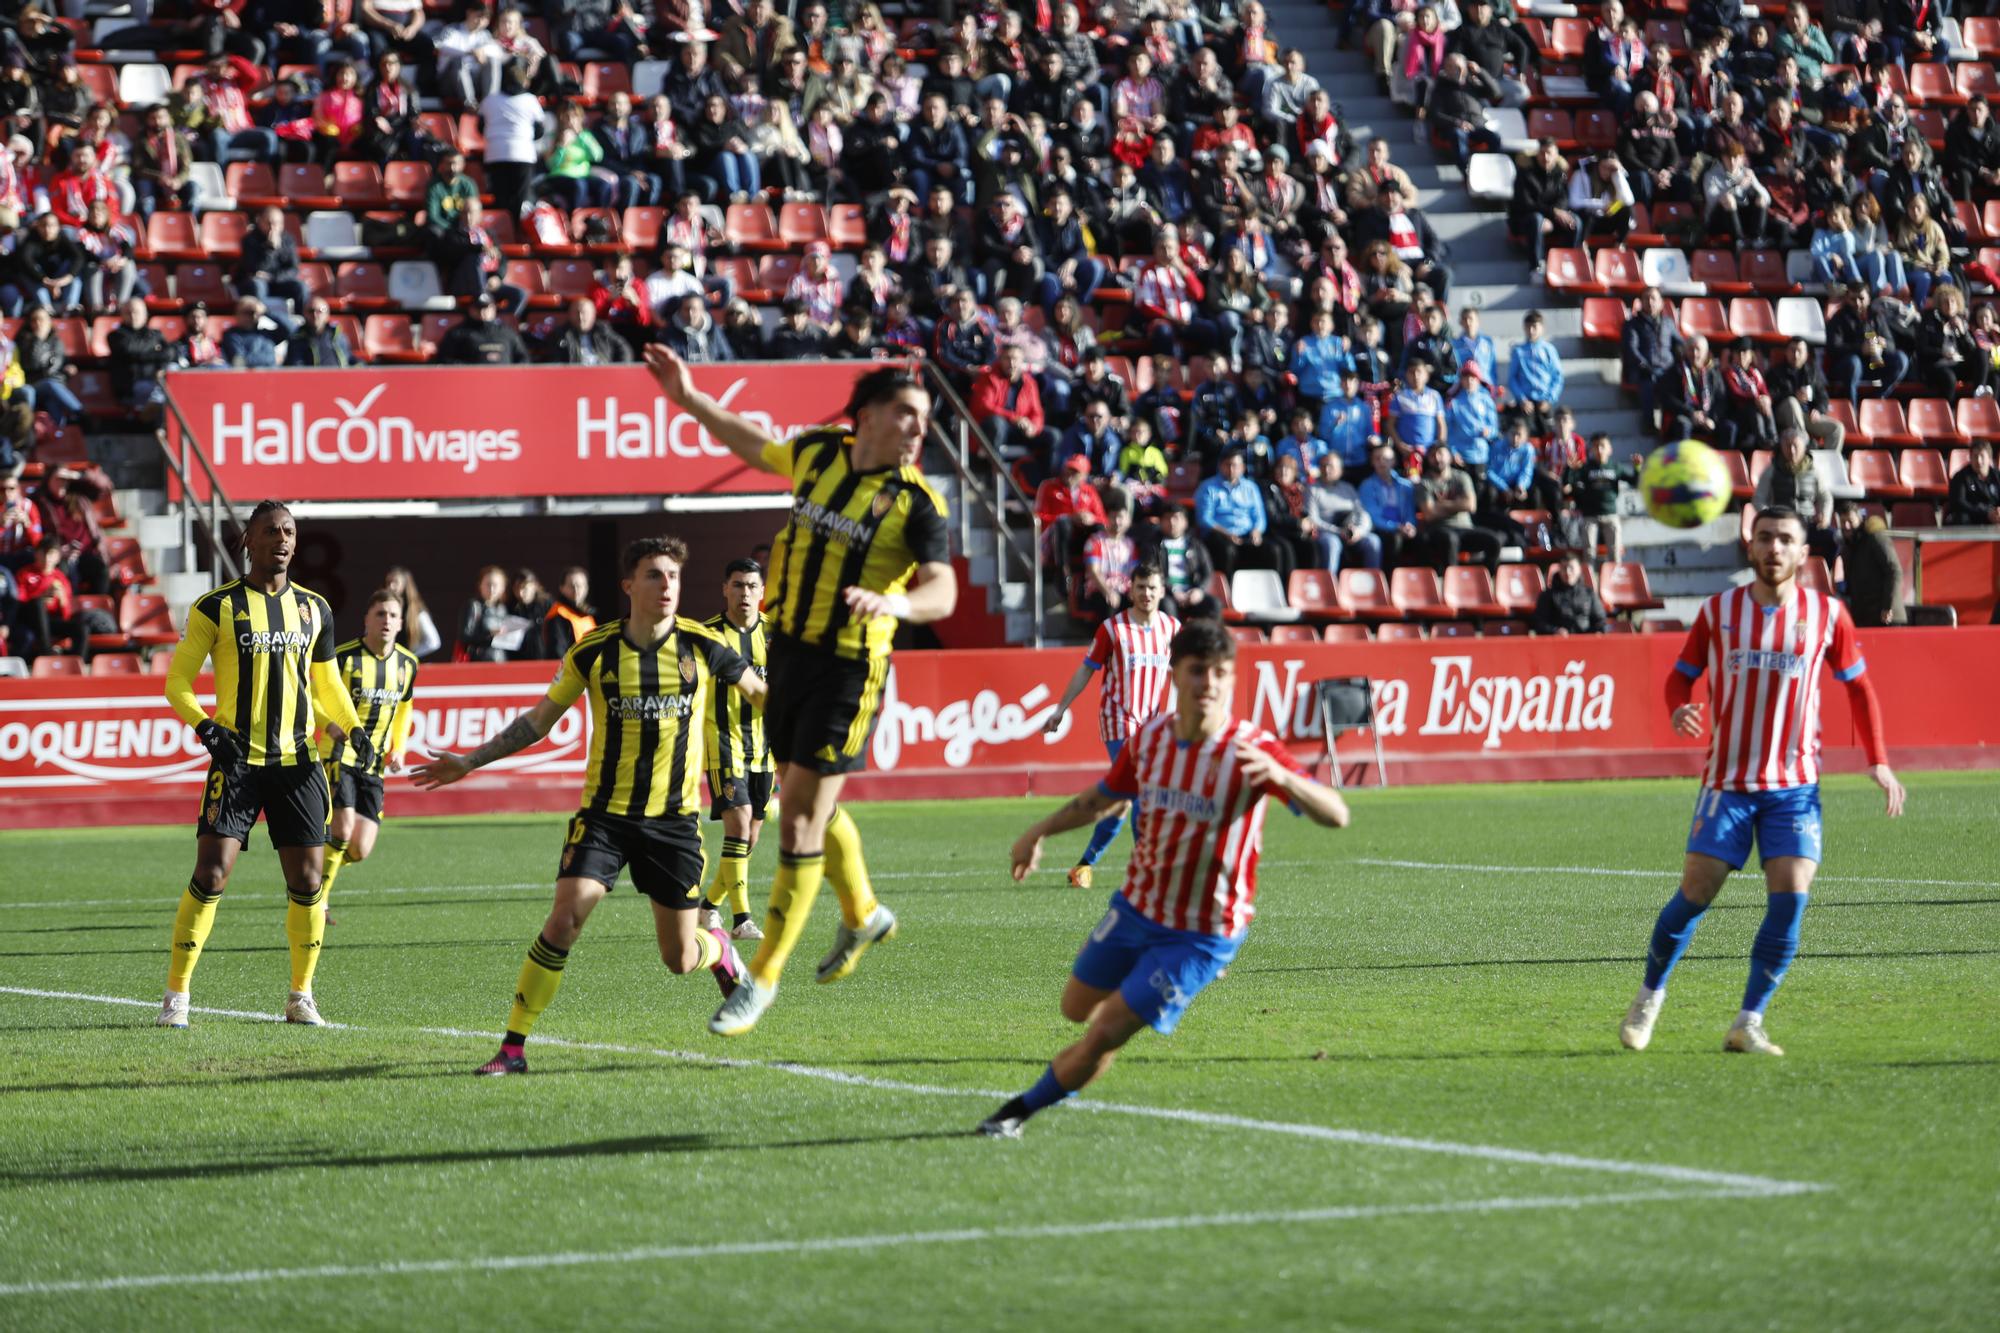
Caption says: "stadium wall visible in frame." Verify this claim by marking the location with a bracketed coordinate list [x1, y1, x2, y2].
[2, 629, 1994, 829]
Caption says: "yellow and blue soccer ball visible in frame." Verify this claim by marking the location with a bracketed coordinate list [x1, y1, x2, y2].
[1640, 439, 1734, 529]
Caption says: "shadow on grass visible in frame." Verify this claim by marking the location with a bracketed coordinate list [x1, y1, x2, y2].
[0, 1061, 679, 1097]
[1707, 897, 2000, 912]
[1244, 947, 2000, 975]
[3, 1129, 972, 1187]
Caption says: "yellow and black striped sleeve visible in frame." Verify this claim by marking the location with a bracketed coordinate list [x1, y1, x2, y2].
[387, 646, 418, 763]
[163, 589, 224, 731]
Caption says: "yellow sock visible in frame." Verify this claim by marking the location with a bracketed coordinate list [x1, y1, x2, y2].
[748, 851, 824, 988]
[284, 883, 327, 993]
[825, 807, 879, 930]
[690, 927, 721, 972]
[706, 837, 752, 916]
[320, 839, 348, 901]
[166, 882, 221, 993]
[506, 934, 569, 1038]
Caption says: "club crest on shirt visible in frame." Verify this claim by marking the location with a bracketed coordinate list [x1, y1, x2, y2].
[870, 490, 896, 519]
[679, 651, 697, 685]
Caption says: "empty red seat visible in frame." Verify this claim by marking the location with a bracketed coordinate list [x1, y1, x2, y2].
[279, 163, 337, 208]
[620, 206, 663, 251]
[1827, 399, 1866, 445]
[226, 162, 281, 207]
[1285, 570, 1351, 622]
[1909, 59, 1966, 106]
[1493, 564, 1545, 616]
[778, 201, 829, 246]
[1442, 567, 1507, 618]
[1269, 624, 1318, 644]
[1593, 248, 1644, 293]
[1848, 448, 1912, 498]
[1227, 626, 1268, 645]
[1526, 108, 1575, 144]
[1967, 16, 2000, 56]
[1728, 297, 1781, 342]
[1677, 297, 1729, 340]
[30, 656, 84, 678]
[724, 202, 782, 251]
[828, 202, 867, 249]
[1376, 622, 1427, 641]
[1389, 568, 1454, 619]
[120, 593, 179, 647]
[1690, 249, 1747, 293]
[362, 314, 424, 362]
[1900, 449, 1949, 498]
[1956, 395, 2000, 438]
[333, 161, 386, 207]
[1859, 400, 1918, 446]
[1322, 624, 1372, 642]
[90, 653, 142, 676]
[1550, 18, 1587, 59]
[1581, 296, 1626, 343]
[176, 263, 231, 308]
[384, 160, 430, 207]
[1907, 398, 1964, 444]
[547, 259, 597, 298]
[1598, 561, 1665, 612]
[1543, 247, 1597, 294]
[1957, 61, 2000, 99]
[335, 262, 391, 308]
[1739, 249, 1793, 293]
[583, 61, 633, 101]
[197, 210, 247, 259]
[145, 212, 203, 260]
[1576, 110, 1618, 150]
[1338, 569, 1397, 620]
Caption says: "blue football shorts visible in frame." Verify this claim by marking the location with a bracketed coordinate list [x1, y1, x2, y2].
[1071, 892, 1242, 1034]
[1685, 784, 1824, 870]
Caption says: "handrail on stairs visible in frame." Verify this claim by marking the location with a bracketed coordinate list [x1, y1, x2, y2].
[155, 383, 243, 584]
[911, 361, 1047, 649]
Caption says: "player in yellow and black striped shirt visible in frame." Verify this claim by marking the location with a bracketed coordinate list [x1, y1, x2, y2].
[415, 536, 769, 1076]
[156, 500, 367, 1031]
[699, 558, 774, 940]
[317, 588, 421, 917]
[646, 347, 959, 1038]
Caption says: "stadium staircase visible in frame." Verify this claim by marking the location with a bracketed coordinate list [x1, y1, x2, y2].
[1280, 0, 1743, 624]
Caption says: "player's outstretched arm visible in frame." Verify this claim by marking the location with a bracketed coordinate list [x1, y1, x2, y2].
[643, 344, 776, 472]
[1044, 661, 1096, 735]
[732, 669, 769, 707]
[412, 696, 567, 789]
[1010, 786, 1131, 882]
[843, 560, 958, 626]
[1234, 739, 1351, 829]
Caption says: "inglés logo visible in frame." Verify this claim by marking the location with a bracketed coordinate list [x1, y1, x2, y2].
[208, 384, 524, 475]
[870, 667, 1069, 770]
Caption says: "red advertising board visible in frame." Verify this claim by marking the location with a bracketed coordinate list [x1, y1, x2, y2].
[161, 362, 876, 501]
[2, 630, 1994, 829]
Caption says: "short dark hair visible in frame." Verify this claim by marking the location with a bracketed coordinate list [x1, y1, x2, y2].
[623, 535, 690, 575]
[723, 557, 764, 580]
[843, 364, 927, 420]
[1131, 560, 1165, 586]
[240, 499, 290, 548]
[1753, 505, 1809, 536]
[366, 587, 402, 612]
[1170, 619, 1236, 666]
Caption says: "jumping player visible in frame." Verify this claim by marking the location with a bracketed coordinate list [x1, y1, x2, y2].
[1041, 562, 1180, 889]
[644, 346, 957, 1038]
[980, 621, 1350, 1138]
[318, 589, 420, 918]
[1620, 506, 1905, 1057]
[700, 557, 773, 940]
[412, 537, 765, 1075]
[157, 501, 369, 1029]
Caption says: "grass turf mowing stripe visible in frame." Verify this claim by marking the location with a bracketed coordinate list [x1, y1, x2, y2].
[1353, 859, 2000, 889]
[0, 986, 1829, 1198]
[0, 1187, 1792, 1299]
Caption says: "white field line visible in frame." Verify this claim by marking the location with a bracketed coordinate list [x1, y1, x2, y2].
[0, 986, 1827, 1200]
[0, 1187, 1787, 1300]
[1352, 859, 2000, 890]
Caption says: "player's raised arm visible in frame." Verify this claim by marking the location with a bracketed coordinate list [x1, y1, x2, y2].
[411, 695, 567, 789]
[1010, 785, 1133, 882]
[643, 344, 776, 472]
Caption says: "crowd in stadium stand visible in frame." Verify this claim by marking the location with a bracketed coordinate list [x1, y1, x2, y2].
[0, 0, 1994, 652]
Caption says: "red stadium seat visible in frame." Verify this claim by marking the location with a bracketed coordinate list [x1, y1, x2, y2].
[620, 206, 663, 252]
[279, 163, 337, 209]
[1581, 296, 1626, 344]
[333, 161, 387, 208]
[757, 254, 802, 297]
[120, 593, 179, 648]
[362, 314, 425, 362]
[1431, 622, 1478, 638]
[828, 202, 867, 249]
[1593, 248, 1644, 294]
[1493, 564, 1544, 617]
[335, 262, 392, 309]
[1827, 399, 1866, 446]
[198, 210, 248, 259]
[1227, 626, 1268, 645]
[30, 656, 84, 678]
[1739, 250, 1795, 294]
[1728, 298, 1782, 343]
[1389, 568, 1454, 620]
[1910, 59, 1966, 106]
[547, 259, 598, 298]
[1848, 449, 1912, 498]
[1442, 567, 1507, 618]
[1967, 16, 2000, 56]
[1550, 18, 1587, 59]
[1337, 569, 1397, 621]
[724, 202, 782, 251]
[144, 211, 203, 260]
[384, 160, 431, 207]
[90, 653, 142, 676]
[1597, 562, 1665, 612]
[1907, 398, 1964, 444]
[1284, 570, 1351, 622]
[1957, 61, 2000, 100]
[1321, 624, 1372, 642]
[1376, 622, 1427, 641]
[583, 61, 633, 101]
[1900, 449, 1949, 499]
[1575, 109, 1618, 150]
[1859, 400, 1918, 447]
[148, 652, 176, 675]
[1957, 199, 1989, 245]
[1799, 556, 1835, 595]
[417, 112, 458, 149]
[1269, 624, 1319, 644]
[226, 162, 281, 208]
[1689, 249, 1748, 294]
[1677, 297, 1729, 341]
[1543, 248, 1597, 294]
[778, 201, 829, 247]
[1956, 395, 2000, 438]
[1526, 108, 1575, 146]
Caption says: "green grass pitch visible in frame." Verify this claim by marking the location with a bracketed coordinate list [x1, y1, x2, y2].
[2, 773, 1996, 1329]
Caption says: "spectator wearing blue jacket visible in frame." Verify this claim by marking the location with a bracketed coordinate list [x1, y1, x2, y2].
[1289, 307, 1352, 409]
[221, 298, 283, 368]
[1195, 449, 1292, 581]
[1275, 409, 1332, 476]
[903, 93, 972, 205]
[1445, 367, 1500, 480]
[1452, 306, 1497, 384]
[1357, 442, 1421, 569]
[1318, 368, 1379, 468]
[1506, 309, 1564, 435]
[1485, 416, 1562, 513]
[1057, 404, 1124, 478]
[1386, 361, 1445, 457]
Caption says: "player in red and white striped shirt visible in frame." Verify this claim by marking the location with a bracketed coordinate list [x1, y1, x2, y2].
[981, 621, 1349, 1138]
[1621, 506, 1905, 1058]
[1042, 563, 1181, 888]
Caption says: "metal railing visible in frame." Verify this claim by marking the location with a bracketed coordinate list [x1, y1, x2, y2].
[155, 388, 242, 584]
[913, 362, 1048, 649]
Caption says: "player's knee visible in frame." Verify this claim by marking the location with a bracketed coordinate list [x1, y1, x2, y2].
[189, 865, 228, 896]
[660, 944, 698, 974]
[1059, 990, 1097, 1024]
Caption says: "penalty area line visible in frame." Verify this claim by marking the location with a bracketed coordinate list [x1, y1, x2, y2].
[0, 986, 1829, 1199]
[0, 1186, 1788, 1299]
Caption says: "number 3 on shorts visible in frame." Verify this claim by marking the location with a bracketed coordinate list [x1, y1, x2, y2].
[206, 770, 225, 800]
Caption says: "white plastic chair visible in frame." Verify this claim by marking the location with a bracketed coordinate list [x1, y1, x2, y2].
[303, 210, 364, 259]
[116, 62, 172, 105]
[0, 656, 27, 680]
[187, 161, 230, 213]
[388, 260, 451, 311]
[630, 60, 673, 99]
[1483, 107, 1532, 153]
[1467, 153, 1516, 204]
[1816, 448, 1864, 500]
[1640, 248, 1703, 297]
[1230, 570, 1303, 624]
[1775, 296, 1827, 344]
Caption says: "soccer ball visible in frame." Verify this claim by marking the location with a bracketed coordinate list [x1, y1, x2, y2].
[1640, 440, 1734, 529]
